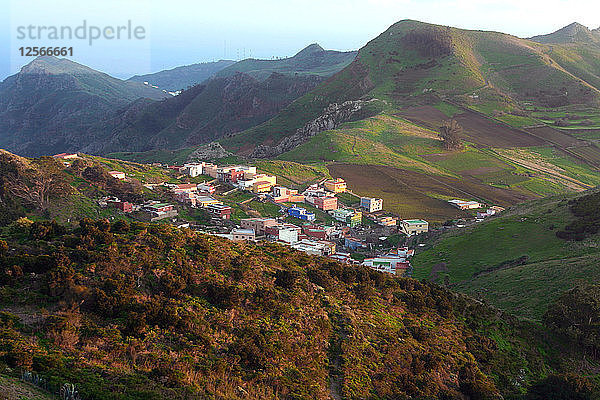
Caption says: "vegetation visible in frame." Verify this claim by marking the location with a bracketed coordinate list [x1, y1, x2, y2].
[0, 219, 599, 399]
[439, 119, 463, 150]
[556, 191, 600, 241]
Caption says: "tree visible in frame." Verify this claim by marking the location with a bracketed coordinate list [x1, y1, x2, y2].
[525, 374, 597, 400]
[544, 284, 600, 357]
[4, 158, 69, 212]
[439, 119, 463, 150]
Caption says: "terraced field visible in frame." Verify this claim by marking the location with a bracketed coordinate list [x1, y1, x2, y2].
[327, 163, 535, 222]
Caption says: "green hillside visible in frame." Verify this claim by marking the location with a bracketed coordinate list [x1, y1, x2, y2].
[412, 189, 600, 319]
[220, 20, 600, 156]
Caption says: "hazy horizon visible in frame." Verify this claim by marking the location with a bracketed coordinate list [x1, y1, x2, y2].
[2, 0, 599, 81]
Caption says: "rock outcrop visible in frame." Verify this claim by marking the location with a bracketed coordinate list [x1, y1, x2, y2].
[188, 142, 232, 161]
[250, 99, 376, 158]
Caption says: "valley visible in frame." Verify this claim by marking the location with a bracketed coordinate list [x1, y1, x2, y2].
[2, 15, 600, 400]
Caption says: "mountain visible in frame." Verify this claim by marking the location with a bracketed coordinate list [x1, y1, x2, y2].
[127, 59, 236, 91]
[220, 20, 600, 156]
[86, 72, 325, 154]
[0, 57, 168, 157]
[214, 43, 358, 80]
[0, 192, 598, 397]
[529, 22, 600, 45]
[82, 44, 357, 154]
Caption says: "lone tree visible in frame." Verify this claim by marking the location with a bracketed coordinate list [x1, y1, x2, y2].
[439, 119, 463, 150]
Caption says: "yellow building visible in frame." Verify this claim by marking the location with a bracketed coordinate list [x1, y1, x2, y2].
[196, 196, 222, 208]
[323, 178, 347, 193]
[252, 180, 275, 193]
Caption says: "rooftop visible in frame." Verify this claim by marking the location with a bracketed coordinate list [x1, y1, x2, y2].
[403, 219, 428, 224]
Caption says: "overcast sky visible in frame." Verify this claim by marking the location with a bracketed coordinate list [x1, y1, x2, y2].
[1, 0, 599, 80]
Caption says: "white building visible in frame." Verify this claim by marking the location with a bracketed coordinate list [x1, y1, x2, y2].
[362, 255, 411, 276]
[360, 197, 383, 213]
[183, 163, 205, 177]
[291, 239, 336, 256]
[448, 199, 483, 210]
[399, 219, 429, 236]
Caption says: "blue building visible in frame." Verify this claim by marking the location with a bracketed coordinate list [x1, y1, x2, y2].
[287, 207, 316, 222]
[344, 237, 367, 251]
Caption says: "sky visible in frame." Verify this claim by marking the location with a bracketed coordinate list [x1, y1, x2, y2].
[1, 0, 599, 80]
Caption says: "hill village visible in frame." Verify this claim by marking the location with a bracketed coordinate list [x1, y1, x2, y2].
[54, 153, 504, 278]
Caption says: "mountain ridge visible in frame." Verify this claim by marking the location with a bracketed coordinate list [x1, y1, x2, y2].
[127, 59, 236, 92]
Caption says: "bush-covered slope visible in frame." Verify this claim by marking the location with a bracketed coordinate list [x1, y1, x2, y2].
[90, 72, 325, 153]
[0, 220, 598, 399]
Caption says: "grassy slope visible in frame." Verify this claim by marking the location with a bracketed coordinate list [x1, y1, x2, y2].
[412, 191, 600, 319]
[0, 375, 57, 400]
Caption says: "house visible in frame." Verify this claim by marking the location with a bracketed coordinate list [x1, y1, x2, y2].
[378, 216, 398, 227]
[323, 178, 347, 193]
[272, 186, 304, 203]
[252, 180, 276, 194]
[477, 206, 505, 219]
[265, 223, 301, 243]
[363, 256, 412, 276]
[331, 208, 362, 227]
[175, 191, 198, 206]
[329, 252, 359, 265]
[52, 153, 78, 160]
[204, 163, 219, 178]
[107, 200, 133, 213]
[196, 196, 221, 208]
[360, 197, 383, 213]
[205, 203, 232, 220]
[108, 171, 126, 180]
[231, 228, 255, 242]
[197, 183, 215, 195]
[287, 207, 316, 222]
[217, 166, 258, 183]
[141, 203, 178, 221]
[183, 163, 205, 177]
[302, 224, 332, 241]
[241, 218, 278, 235]
[344, 237, 367, 251]
[143, 203, 174, 213]
[173, 183, 198, 193]
[268, 224, 300, 244]
[291, 239, 336, 256]
[400, 219, 429, 236]
[304, 185, 329, 201]
[313, 196, 338, 211]
[448, 199, 483, 210]
[220, 169, 246, 184]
